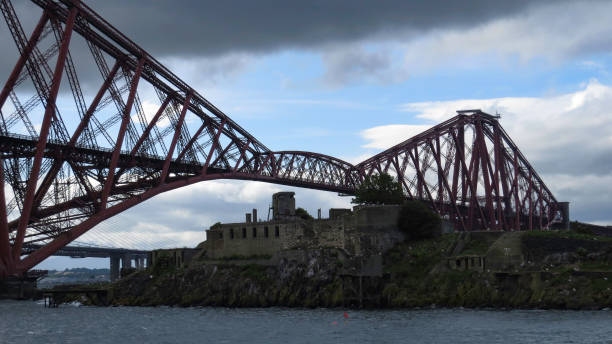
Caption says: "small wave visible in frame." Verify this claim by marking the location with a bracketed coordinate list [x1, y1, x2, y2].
[67, 301, 82, 307]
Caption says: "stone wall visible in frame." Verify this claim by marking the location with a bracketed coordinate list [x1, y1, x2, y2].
[329, 208, 351, 220]
[351, 204, 402, 232]
[203, 220, 304, 259]
[342, 205, 404, 256]
[151, 248, 199, 268]
[202, 205, 405, 260]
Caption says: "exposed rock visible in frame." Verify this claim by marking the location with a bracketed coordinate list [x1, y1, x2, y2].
[90, 231, 612, 310]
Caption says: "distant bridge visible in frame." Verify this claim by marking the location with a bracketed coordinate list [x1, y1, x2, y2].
[0, 0, 565, 277]
[23, 243, 149, 281]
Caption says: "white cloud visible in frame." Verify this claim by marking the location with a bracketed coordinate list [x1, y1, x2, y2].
[360, 79, 612, 223]
[360, 124, 431, 150]
[316, 1, 612, 83]
[138, 99, 170, 128]
[398, 80, 612, 167]
[399, 1, 612, 71]
[157, 180, 283, 204]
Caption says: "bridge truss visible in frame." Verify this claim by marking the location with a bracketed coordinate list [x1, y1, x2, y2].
[0, 0, 561, 276]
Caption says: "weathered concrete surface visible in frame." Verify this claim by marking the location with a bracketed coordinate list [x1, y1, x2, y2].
[202, 205, 404, 260]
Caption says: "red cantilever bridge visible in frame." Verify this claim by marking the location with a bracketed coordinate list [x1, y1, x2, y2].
[0, 0, 563, 277]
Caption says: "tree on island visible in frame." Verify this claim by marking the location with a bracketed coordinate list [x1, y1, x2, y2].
[295, 207, 314, 220]
[351, 172, 440, 240]
[397, 200, 441, 240]
[351, 173, 405, 205]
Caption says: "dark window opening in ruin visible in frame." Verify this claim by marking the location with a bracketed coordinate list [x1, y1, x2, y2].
[220, 232, 223, 239]
[471, 257, 474, 266]
[456, 259, 461, 266]
[252, 227, 257, 238]
[264, 226, 269, 238]
[230, 228, 234, 239]
[242, 227, 246, 238]
[275, 226, 280, 238]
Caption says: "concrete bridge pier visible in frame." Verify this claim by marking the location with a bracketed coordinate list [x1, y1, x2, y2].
[135, 257, 144, 269]
[121, 254, 133, 273]
[559, 201, 570, 230]
[110, 255, 120, 282]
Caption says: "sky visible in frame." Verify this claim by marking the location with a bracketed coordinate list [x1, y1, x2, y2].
[3, 0, 612, 269]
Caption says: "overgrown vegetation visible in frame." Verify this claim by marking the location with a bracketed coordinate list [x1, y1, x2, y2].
[295, 207, 314, 220]
[525, 230, 612, 242]
[149, 252, 178, 276]
[384, 233, 457, 277]
[97, 228, 612, 309]
[460, 239, 491, 255]
[351, 173, 404, 205]
[218, 254, 272, 260]
[397, 200, 441, 241]
[572, 221, 594, 235]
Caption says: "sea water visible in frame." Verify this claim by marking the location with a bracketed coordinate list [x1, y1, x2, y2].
[1, 300, 612, 343]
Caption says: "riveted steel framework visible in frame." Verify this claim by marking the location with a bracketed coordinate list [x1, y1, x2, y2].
[0, 0, 560, 277]
[356, 111, 560, 233]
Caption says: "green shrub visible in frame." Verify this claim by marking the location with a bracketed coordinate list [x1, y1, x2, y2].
[240, 264, 268, 282]
[295, 207, 314, 220]
[571, 221, 594, 235]
[352, 173, 404, 205]
[397, 200, 441, 241]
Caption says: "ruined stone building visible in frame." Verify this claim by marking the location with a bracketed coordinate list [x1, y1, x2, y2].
[201, 192, 405, 260]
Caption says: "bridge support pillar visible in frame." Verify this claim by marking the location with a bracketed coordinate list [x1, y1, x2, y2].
[135, 257, 144, 269]
[559, 201, 570, 230]
[110, 255, 120, 282]
[121, 254, 132, 269]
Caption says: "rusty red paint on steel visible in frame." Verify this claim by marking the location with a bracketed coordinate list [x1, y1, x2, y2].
[12, 6, 78, 263]
[0, 0, 561, 277]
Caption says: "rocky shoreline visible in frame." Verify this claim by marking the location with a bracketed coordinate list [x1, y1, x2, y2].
[93, 230, 612, 310]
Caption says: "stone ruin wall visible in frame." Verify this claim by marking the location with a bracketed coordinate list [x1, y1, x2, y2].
[204, 221, 301, 259]
[202, 205, 405, 260]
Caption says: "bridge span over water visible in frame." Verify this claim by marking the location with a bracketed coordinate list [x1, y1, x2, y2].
[0, 0, 564, 277]
[23, 244, 149, 281]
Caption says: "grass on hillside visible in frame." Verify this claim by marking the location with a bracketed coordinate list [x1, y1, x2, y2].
[526, 230, 612, 242]
[383, 233, 458, 277]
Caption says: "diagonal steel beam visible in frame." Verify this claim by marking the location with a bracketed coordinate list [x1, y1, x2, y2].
[0, 9, 49, 109]
[175, 122, 206, 163]
[160, 92, 192, 183]
[100, 58, 145, 209]
[12, 7, 78, 262]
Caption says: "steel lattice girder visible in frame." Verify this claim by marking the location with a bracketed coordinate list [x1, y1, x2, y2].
[355, 111, 560, 232]
[0, 0, 561, 277]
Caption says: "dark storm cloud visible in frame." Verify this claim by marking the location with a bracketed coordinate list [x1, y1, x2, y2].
[0, 0, 591, 88]
[72, 0, 554, 57]
[322, 47, 405, 86]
